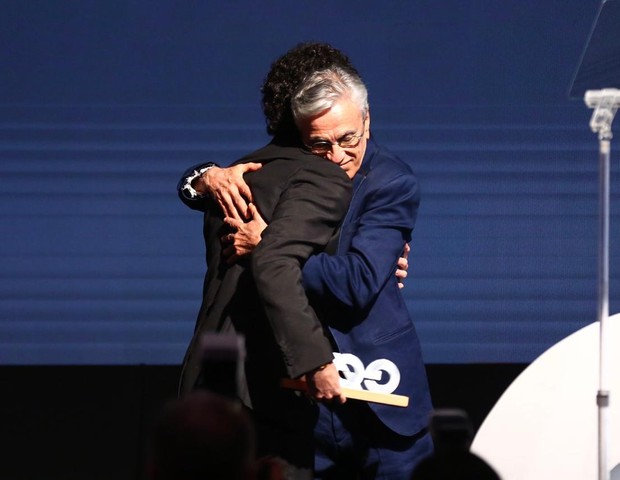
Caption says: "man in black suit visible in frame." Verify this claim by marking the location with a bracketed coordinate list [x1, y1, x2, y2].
[178, 44, 355, 477]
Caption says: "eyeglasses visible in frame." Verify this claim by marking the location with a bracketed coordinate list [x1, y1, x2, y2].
[304, 116, 367, 155]
[305, 133, 365, 155]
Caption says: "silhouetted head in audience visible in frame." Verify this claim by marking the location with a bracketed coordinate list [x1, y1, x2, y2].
[410, 450, 501, 480]
[147, 391, 255, 480]
[410, 409, 501, 480]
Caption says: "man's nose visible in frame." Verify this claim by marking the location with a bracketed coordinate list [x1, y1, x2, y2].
[325, 144, 345, 163]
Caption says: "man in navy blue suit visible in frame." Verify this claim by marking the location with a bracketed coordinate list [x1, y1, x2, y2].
[180, 44, 433, 479]
[291, 66, 433, 478]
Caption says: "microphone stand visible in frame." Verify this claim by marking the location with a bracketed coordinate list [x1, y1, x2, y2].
[584, 88, 620, 480]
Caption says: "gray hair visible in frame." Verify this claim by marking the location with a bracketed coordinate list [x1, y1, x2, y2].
[292, 66, 369, 123]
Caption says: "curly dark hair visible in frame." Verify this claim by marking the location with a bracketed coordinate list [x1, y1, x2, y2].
[261, 42, 360, 138]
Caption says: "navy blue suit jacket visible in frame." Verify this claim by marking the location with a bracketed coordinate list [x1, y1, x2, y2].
[302, 138, 432, 436]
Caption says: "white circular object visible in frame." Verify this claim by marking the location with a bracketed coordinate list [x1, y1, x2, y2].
[471, 314, 620, 480]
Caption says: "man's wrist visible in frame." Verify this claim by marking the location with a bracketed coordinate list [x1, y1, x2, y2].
[181, 163, 217, 199]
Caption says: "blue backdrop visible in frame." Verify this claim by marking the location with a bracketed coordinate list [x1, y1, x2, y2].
[1, 0, 618, 365]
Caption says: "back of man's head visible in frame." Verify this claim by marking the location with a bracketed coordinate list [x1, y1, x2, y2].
[147, 391, 255, 480]
[261, 42, 360, 138]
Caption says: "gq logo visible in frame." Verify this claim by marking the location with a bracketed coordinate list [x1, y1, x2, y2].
[333, 352, 401, 394]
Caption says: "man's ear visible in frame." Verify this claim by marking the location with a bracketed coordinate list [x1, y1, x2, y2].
[365, 111, 371, 138]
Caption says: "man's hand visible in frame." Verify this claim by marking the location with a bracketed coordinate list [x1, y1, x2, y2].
[193, 163, 262, 220]
[396, 243, 410, 289]
[221, 203, 268, 264]
[306, 363, 346, 404]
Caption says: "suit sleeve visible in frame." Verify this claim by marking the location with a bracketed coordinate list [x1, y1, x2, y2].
[251, 162, 352, 378]
[302, 171, 419, 312]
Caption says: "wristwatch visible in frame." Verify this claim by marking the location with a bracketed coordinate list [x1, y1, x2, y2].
[181, 163, 216, 199]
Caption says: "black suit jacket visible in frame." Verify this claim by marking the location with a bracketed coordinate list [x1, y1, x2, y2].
[179, 140, 351, 418]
